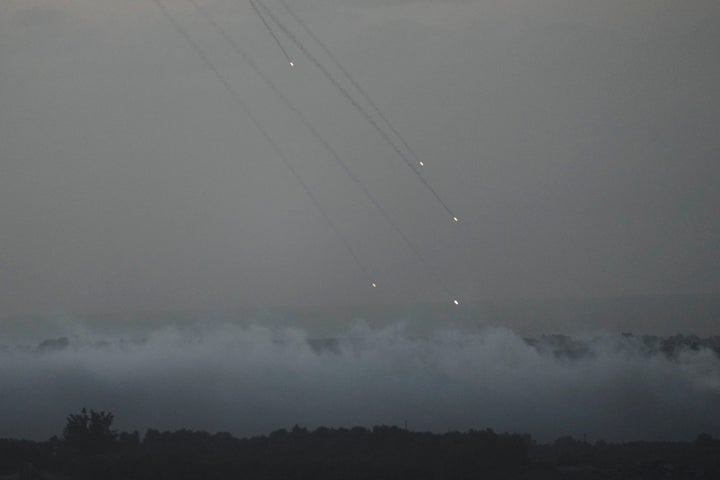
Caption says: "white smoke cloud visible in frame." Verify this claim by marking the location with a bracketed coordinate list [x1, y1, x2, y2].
[0, 321, 718, 442]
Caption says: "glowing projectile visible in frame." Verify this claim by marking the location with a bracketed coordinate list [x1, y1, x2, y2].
[289, 61, 294, 66]
[255, 0, 458, 222]
[371, 282, 377, 288]
[419, 161, 424, 167]
[452, 216, 459, 222]
[249, 0, 294, 67]
[453, 299, 460, 305]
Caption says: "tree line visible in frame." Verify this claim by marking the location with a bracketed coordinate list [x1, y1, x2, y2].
[0, 409, 718, 479]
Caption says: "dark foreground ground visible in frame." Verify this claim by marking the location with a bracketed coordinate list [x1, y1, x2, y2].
[1, 418, 719, 480]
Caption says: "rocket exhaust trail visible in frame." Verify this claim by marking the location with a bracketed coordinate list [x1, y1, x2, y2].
[150, 0, 376, 290]
[253, 0, 460, 224]
[186, 0, 457, 303]
[276, 0, 425, 168]
[248, 0, 294, 67]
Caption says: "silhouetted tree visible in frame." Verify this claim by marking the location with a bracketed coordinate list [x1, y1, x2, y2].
[63, 408, 117, 454]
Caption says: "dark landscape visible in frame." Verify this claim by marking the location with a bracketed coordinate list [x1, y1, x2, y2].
[1, 408, 719, 479]
[1, 327, 719, 478]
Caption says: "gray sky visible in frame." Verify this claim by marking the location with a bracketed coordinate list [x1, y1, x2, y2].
[1, 0, 719, 315]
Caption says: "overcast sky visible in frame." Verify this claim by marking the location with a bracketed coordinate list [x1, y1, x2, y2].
[1, 0, 719, 315]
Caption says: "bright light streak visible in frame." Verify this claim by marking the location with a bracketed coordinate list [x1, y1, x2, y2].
[289, 61, 294, 66]
[452, 216, 459, 222]
[371, 282, 377, 288]
[453, 299, 460, 305]
[419, 161, 424, 166]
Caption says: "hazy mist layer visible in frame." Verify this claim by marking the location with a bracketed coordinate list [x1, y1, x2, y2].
[1, 319, 718, 442]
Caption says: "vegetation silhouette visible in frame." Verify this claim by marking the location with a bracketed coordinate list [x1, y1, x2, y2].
[63, 408, 117, 455]
[0, 409, 718, 479]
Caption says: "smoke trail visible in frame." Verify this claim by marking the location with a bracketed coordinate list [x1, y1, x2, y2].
[276, 0, 425, 168]
[248, 0, 294, 67]
[252, 0, 459, 222]
[185, 0, 457, 301]
[150, 0, 376, 288]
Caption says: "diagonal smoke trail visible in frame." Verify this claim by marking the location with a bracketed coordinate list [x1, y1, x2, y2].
[253, 0, 460, 224]
[150, 0, 377, 289]
[186, 0, 457, 301]
[248, 0, 294, 67]
[276, 0, 425, 168]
